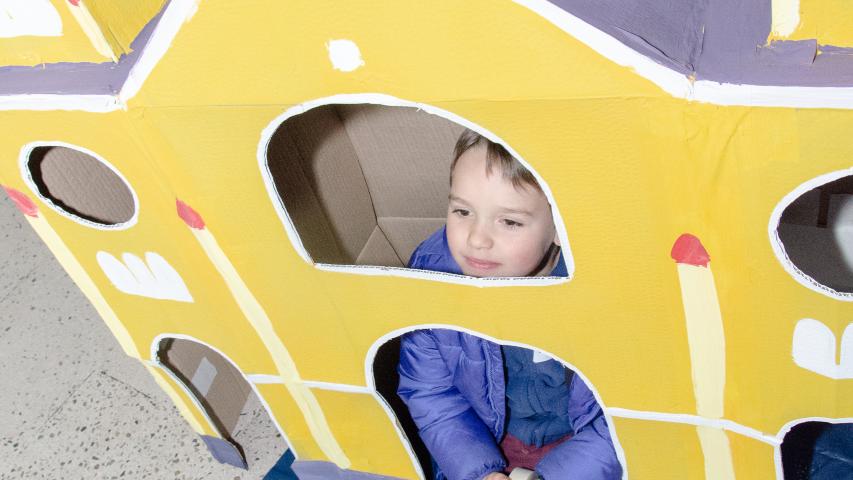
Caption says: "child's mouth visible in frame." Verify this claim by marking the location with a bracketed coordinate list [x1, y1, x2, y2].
[464, 256, 501, 271]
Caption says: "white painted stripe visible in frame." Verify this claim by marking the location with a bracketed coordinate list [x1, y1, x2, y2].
[247, 375, 373, 394]
[315, 262, 569, 287]
[770, 0, 801, 37]
[119, 0, 199, 104]
[693, 81, 853, 110]
[246, 374, 282, 384]
[302, 381, 372, 395]
[0, 94, 119, 112]
[606, 407, 781, 445]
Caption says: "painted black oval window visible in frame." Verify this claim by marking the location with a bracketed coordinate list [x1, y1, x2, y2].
[25, 144, 136, 227]
[776, 174, 853, 295]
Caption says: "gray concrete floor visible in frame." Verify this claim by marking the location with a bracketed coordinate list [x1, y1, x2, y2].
[0, 193, 288, 479]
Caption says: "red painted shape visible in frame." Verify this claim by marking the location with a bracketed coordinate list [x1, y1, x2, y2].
[2, 186, 39, 218]
[671, 233, 710, 267]
[68, 0, 80, 6]
[176, 199, 205, 230]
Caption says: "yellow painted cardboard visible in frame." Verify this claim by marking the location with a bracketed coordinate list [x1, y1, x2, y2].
[609, 417, 705, 479]
[779, 0, 853, 47]
[0, 0, 851, 478]
[313, 389, 420, 479]
[85, 0, 166, 56]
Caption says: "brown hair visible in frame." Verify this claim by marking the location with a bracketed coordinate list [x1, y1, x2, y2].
[451, 129, 541, 191]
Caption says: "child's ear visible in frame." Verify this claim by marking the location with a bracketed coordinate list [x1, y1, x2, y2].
[553, 231, 561, 246]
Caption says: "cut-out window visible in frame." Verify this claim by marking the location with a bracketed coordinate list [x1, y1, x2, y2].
[372, 329, 616, 478]
[26, 144, 136, 227]
[776, 175, 853, 295]
[156, 338, 286, 469]
[781, 421, 853, 479]
[264, 103, 568, 279]
[267, 104, 461, 267]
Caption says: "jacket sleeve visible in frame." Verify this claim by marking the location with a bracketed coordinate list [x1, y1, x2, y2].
[397, 330, 506, 480]
[535, 374, 623, 480]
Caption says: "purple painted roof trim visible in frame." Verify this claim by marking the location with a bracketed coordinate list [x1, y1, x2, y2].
[548, 0, 703, 74]
[0, 1, 165, 96]
[550, 0, 853, 87]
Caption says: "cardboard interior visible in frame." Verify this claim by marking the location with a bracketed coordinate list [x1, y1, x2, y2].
[267, 104, 463, 267]
[777, 176, 853, 293]
[157, 338, 252, 453]
[28, 146, 135, 225]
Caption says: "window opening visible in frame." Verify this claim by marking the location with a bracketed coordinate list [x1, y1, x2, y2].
[776, 175, 853, 294]
[25, 144, 136, 226]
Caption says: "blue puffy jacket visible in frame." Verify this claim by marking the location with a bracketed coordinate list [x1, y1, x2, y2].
[398, 330, 622, 480]
[397, 227, 621, 480]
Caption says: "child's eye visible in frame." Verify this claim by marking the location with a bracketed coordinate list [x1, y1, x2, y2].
[502, 219, 524, 228]
[452, 208, 470, 217]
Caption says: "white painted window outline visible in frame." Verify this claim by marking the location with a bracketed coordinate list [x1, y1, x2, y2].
[769, 168, 853, 301]
[257, 94, 574, 287]
[363, 324, 629, 480]
[19, 140, 139, 231]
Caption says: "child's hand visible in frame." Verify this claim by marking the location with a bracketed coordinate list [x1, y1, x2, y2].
[481, 473, 509, 480]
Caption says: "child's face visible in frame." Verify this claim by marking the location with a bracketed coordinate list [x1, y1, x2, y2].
[447, 146, 557, 277]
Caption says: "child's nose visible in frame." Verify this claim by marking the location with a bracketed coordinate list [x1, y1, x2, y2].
[467, 222, 493, 249]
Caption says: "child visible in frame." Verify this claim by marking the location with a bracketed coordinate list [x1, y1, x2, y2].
[397, 130, 622, 480]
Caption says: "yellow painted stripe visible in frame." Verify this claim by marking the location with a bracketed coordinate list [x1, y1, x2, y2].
[26, 214, 139, 358]
[65, 0, 117, 61]
[676, 263, 726, 419]
[697, 426, 736, 480]
[191, 227, 350, 468]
